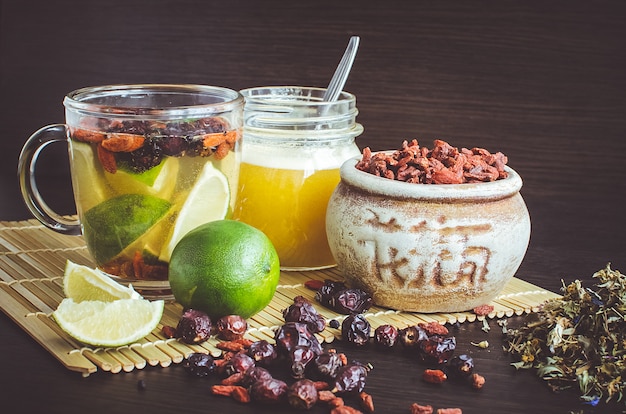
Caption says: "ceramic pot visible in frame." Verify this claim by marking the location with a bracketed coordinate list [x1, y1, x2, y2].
[326, 157, 531, 313]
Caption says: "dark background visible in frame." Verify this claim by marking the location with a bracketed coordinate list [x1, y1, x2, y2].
[1, 1, 626, 413]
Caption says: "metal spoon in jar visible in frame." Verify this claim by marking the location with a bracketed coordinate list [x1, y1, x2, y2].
[322, 36, 360, 102]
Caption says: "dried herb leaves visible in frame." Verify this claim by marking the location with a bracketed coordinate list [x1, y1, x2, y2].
[504, 264, 626, 407]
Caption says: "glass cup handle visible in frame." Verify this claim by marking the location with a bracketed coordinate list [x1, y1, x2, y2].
[18, 124, 82, 235]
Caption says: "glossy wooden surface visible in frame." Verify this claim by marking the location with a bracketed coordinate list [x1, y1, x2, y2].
[1, 1, 625, 413]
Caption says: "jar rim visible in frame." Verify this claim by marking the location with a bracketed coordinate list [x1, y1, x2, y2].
[340, 155, 523, 201]
[64, 84, 244, 119]
[240, 86, 356, 106]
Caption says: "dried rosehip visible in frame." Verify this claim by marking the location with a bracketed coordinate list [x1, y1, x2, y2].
[342, 314, 371, 347]
[447, 354, 474, 380]
[287, 379, 319, 410]
[217, 315, 248, 340]
[398, 325, 428, 349]
[241, 366, 273, 387]
[333, 288, 373, 314]
[274, 322, 323, 356]
[290, 346, 317, 379]
[224, 353, 255, 377]
[308, 350, 344, 381]
[248, 340, 278, 366]
[333, 362, 369, 394]
[420, 335, 456, 364]
[176, 309, 212, 344]
[182, 352, 215, 377]
[250, 377, 289, 404]
[283, 295, 326, 333]
[316, 280, 373, 315]
[374, 324, 398, 348]
[315, 280, 347, 304]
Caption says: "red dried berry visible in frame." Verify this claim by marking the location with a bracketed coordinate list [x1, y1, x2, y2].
[176, 309, 212, 344]
[287, 379, 319, 410]
[422, 369, 447, 384]
[217, 315, 248, 341]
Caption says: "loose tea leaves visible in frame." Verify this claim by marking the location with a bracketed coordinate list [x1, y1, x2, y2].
[503, 264, 626, 406]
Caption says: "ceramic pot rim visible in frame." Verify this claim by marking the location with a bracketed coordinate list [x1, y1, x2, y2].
[339, 155, 523, 201]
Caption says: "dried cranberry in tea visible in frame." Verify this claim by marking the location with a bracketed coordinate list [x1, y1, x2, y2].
[287, 379, 319, 410]
[374, 324, 399, 348]
[194, 116, 230, 134]
[123, 137, 163, 173]
[419, 335, 456, 364]
[224, 353, 256, 377]
[107, 120, 148, 135]
[154, 134, 188, 156]
[283, 295, 327, 333]
[250, 377, 289, 404]
[342, 314, 371, 347]
[216, 315, 248, 341]
[176, 309, 212, 344]
[182, 352, 215, 377]
[247, 339, 278, 366]
[333, 362, 369, 394]
[274, 322, 323, 356]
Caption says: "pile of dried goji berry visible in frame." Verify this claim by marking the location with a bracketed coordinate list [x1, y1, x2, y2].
[355, 139, 508, 184]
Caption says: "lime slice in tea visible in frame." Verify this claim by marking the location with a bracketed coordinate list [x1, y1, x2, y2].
[63, 260, 141, 302]
[159, 162, 230, 262]
[82, 194, 172, 264]
[52, 298, 164, 347]
[70, 141, 112, 211]
[104, 157, 179, 198]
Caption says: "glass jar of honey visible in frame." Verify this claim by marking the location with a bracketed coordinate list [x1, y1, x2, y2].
[233, 86, 363, 270]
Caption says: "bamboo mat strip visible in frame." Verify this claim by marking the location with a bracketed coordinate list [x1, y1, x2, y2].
[0, 219, 561, 376]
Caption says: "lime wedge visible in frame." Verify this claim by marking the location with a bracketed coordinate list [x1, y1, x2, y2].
[53, 298, 164, 347]
[104, 157, 179, 198]
[83, 194, 172, 264]
[159, 162, 230, 261]
[63, 260, 141, 302]
[70, 141, 112, 212]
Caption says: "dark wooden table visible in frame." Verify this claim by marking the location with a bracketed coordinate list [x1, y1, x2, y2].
[1, 1, 625, 413]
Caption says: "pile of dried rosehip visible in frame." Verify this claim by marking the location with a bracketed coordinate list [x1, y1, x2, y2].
[165, 280, 485, 413]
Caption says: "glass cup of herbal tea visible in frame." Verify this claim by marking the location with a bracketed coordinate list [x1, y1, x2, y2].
[18, 84, 243, 297]
[233, 86, 363, 270]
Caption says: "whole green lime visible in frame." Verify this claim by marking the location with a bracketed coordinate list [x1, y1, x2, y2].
[168, 220, 280, 319]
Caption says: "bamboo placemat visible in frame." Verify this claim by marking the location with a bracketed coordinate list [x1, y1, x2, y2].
[0, 218, 559, 376]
